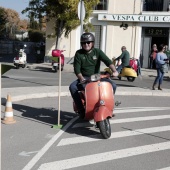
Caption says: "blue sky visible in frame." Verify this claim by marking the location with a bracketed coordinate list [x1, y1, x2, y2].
[0, 0, 29, 19]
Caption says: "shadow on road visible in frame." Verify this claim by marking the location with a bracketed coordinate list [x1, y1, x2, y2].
[2, 103, 101, 138]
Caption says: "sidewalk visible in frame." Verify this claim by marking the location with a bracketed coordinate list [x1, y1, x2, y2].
[1, 62, 170, 104]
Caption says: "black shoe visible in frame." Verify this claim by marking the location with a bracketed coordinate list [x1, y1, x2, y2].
[78, 110, 85, 119]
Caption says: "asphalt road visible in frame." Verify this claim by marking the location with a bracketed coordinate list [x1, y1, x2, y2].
[1, 66, 170, 89]
[1, 96, 170, 170]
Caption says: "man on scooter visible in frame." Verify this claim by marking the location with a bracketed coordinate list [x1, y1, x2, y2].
[115, 46, 130, 73]
[69, 32, 118, 118]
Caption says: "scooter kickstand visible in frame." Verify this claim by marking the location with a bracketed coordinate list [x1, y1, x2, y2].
[115, 101, 121, 106]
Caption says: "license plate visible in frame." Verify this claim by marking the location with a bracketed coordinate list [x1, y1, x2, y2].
[14, 60, 19, 63]
[53, 63, 58, 66]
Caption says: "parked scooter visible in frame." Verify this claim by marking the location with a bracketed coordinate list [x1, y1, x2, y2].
[51, 49, 65, 72]
[13, 44, 27, 69]
[73, 74, 115, 139]
[104, 57, 139, 82]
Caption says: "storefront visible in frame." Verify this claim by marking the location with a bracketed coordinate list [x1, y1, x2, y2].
[45, 0, 170, 69]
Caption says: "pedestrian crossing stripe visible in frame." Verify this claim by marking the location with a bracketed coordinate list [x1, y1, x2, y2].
[38, 141, 170, 170]
[114, 107, 170, 113]
[57, 125, 170, 146]
[72, 115, 170, 128]
[157, 167, 170, 170]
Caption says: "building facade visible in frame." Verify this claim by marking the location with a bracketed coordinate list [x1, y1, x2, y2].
[45, 0, 170, 68]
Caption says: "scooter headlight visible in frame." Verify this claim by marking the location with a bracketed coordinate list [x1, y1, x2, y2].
[90, 74, 100, 82]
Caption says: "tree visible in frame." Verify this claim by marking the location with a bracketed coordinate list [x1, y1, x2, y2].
[45, 0, 100, 48]
[22, 0, 46, 31]
[22, 0, 100, 48]
[18, 19, 29, 30]
[28, 30, 44, 42]
[0, 7, 7, 38]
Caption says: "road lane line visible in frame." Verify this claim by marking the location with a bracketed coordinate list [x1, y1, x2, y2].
[114, 107, 170, 113]
[22, 116, 79, 170]
[57, 125, 170, 146]
[38, 141, 170, 170]
[157, 167, 170, 170]
[72, 115, 170, 128]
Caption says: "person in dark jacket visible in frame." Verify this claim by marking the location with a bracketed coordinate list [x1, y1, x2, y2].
[149, 44, 158, 69]
[69, 32, 118, 118]
[115, 46, 130, 73]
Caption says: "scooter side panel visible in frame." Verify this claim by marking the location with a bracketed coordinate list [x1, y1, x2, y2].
[120, 67, 137, 77]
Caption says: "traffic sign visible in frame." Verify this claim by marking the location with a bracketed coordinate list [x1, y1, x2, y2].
[78, 1, 85, 21]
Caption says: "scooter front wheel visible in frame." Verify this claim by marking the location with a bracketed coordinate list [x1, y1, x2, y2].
[97, 118, 111, 139]
[127, 76, 135, 82]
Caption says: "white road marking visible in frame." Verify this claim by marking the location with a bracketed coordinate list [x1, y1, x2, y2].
[19, 151, 39, 157]
[22, 116, 79, 170]
[72, 115, 170, 128]
[157, 167, 170, 170]
[57, 125, 170, 146]
[38, 141, 170, 170]
[114, 107, 170, 113]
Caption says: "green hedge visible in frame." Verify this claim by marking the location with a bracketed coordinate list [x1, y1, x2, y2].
[1, 64, 14, 75]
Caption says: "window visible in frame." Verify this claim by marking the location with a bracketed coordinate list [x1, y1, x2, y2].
[143, 0, 170, 11]
[93, 0, 108, 10]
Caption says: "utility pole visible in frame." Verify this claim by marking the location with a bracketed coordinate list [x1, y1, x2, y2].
[78, 0, 85, 35]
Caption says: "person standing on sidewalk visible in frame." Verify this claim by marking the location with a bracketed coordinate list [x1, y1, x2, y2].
[69, 32, 118, 118]
[152, 44, 169, 90]
[164, 45, 170, 69]
[149, 44, 158, 69]
[115, 46, 130, 73]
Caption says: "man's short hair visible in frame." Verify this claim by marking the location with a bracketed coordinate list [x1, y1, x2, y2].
[121, 46, 126, 50]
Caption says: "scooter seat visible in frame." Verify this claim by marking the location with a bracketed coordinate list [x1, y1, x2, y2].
[124, 65, 132, 68]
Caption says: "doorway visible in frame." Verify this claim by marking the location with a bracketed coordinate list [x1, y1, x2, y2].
[151, 36, 169, 48]
[140, 27, 169, 68]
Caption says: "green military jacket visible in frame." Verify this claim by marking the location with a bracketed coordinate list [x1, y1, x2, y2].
[74, 48, 112, 76]
[116, 50, 130, 67]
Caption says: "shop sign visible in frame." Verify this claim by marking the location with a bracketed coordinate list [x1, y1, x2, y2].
[98, 14, 170, 22]
[145, 28, 168, 36]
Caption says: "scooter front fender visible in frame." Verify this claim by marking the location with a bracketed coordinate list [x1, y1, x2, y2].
[94, 106, 112, 122]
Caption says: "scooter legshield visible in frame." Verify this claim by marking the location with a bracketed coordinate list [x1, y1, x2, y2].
[94, 106, 112, 122]
[85, 81, 114, 120]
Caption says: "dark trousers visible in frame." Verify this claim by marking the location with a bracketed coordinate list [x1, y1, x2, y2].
[69, 78, 117, 113]
[116, 65, 123, 73]
[150, 58, 155, 69]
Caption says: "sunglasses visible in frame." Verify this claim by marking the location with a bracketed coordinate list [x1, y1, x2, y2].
[82, 41, 92, 45]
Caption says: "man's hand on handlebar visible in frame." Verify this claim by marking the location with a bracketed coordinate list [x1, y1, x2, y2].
[112, 71, 119, 77]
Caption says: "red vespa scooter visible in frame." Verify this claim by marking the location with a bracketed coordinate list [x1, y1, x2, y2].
[52, 49, 65, 72]
[73, 74, 115, 139]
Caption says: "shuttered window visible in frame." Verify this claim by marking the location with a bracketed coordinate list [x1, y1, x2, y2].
[92, 25, 102, 49]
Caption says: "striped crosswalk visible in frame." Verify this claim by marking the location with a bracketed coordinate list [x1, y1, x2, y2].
[57, 125, 170, 146]
[37, 107, 170, 170]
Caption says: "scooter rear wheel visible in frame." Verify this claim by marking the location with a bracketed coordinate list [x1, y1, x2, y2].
[97, 118, 111, 139]
[127, 76, 135, 82]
